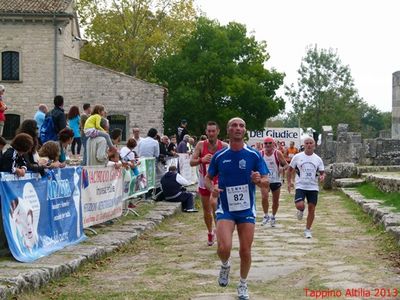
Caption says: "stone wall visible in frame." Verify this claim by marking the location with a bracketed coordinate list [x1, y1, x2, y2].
[0, 10, 79, 122]
[63, 56, 164, 139]
[0, 21, 61, 118]
[319, 124, 400, 166]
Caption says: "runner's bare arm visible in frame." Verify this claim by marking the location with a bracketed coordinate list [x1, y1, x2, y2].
[287, 167, 294, 193]
[278, 151, 289, 169]
[205, 174, 223, 198]
[319, 171, 326, 182]
[251, 171, 269, 188]
[189, 141, 203, 166]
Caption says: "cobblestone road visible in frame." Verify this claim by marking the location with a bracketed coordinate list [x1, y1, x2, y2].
[23, 187, 400, 300]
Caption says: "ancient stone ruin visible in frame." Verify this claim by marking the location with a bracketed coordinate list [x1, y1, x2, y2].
[319, 71, 400, 166]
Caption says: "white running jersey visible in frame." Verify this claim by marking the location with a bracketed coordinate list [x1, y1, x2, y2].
[290, 152, 324, 191]
[263, 150, 281, 183]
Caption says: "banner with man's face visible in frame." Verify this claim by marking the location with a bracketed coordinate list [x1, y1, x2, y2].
[0, 168, 86, 263]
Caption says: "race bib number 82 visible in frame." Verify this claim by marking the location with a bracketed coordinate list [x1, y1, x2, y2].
[226, 184, 251, 212]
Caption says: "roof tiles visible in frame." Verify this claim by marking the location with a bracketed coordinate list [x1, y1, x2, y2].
[0, 0, 72, 14]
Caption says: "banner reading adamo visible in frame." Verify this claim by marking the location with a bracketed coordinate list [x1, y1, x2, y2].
[0, 168, 85, 263]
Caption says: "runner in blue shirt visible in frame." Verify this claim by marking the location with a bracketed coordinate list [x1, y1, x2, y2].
[205, 117, 269, 300]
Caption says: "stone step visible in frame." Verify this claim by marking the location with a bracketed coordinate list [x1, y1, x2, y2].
[334, 178, 365, 188]
[361, 173, 400, 193]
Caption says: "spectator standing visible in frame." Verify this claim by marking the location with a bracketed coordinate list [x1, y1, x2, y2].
[34, 104, 48, 138]
[159, 135, 169, 158]
[167, 136, 177, 156]
[86, 118, 111, 166]
[177, 134, 189, 153]
[120, 138, 140, 169]
[48, 95, 67, 137]
[188, 137, 195, 154]
[0, 85, 8, 136]
[138, 128, 159, 158]
[84, 105, 116, 151]
[131, 127, 143, 153]
[67, 106, 81, 158]
[80, 103, 91, 166]
[111, 128, 123, 147]
[176, 119, 188, 144]
[138, 128, 160, 199]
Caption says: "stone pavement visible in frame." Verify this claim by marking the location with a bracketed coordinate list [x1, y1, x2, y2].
[190, 188, 400, 300]
[0, 201, 181, 300]
[4, 186, 400, 299]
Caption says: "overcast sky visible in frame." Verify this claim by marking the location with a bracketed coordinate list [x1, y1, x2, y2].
[195, 0, 400, 113]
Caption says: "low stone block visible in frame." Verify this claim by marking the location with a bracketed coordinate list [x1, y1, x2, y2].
[334, 178, 365, 188]
[372, 206, 393, 222]
[385, 226, 400, 243]
[361, 202, 380, 215]
[382, 214, 400, 227]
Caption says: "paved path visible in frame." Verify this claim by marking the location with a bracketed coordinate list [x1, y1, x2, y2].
[21, 187, 400, 300]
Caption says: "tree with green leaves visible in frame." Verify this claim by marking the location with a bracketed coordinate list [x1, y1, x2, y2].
[76, 0, 197, 80]
[285, 45, 365, 133]
[285, 45, 390, 138]
[154, 17, 285, 137]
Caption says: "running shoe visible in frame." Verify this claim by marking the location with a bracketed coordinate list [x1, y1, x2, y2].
[218, 263, 230, 287]
[270, 216, 276, 227]
[261, 215, 270, 226]
[207, 231, 215, 246]
[237, 281, 249, 300]
[296, 209, 304, 220]
[304, 229, 312, 239]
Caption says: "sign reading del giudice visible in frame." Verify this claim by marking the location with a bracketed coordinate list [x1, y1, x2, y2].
[247, 128, 301, 149]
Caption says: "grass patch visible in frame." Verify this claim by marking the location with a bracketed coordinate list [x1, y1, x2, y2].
[356, 182, 400, 212]
[339, 190, 400, 267]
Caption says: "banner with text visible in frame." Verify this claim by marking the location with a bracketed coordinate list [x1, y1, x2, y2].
[247, 127, 301, 149]
[122, 157, 156, 200]
[81, 166, 123, 228]
[0, 168, 85, 263]
[178, 154, 198, 185]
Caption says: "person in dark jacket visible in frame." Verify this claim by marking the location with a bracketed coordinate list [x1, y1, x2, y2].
[48, 95, 67, 137]
[0, 136, 6, 160]
[160, 165, 197, 212]
[0, 133, 33, 177]
[176, 119, 188, 144]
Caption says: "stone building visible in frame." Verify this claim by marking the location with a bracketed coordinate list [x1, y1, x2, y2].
[0, 0, 164, 141]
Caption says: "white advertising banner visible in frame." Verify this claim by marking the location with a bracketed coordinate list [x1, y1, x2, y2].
[178, 154, 198, 185]
[247, 127, 301, 149]
[81, 166, 124, 228]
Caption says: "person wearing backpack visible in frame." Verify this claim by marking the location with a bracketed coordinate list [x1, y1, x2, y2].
[260, 136, 288, 227]
[40, 95, 66, 143]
